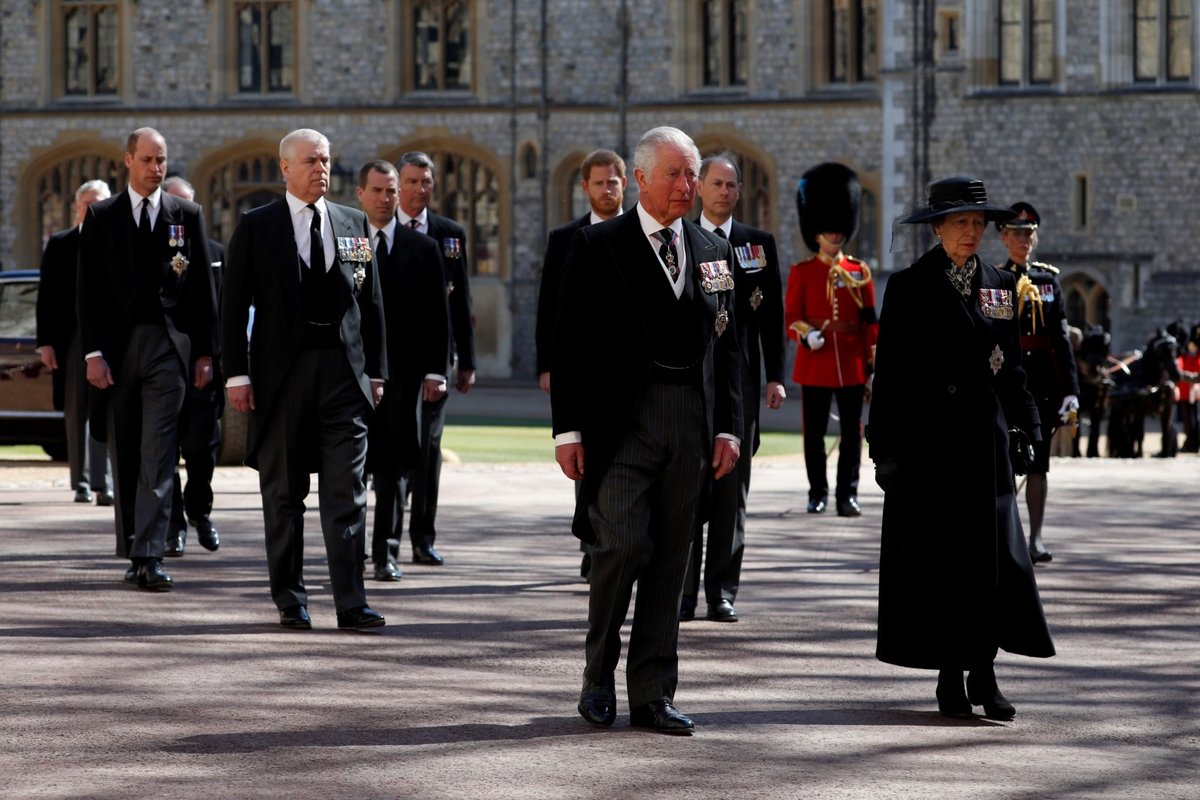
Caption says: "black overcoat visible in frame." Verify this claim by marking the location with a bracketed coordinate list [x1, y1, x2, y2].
[867, 247, 1055, 669]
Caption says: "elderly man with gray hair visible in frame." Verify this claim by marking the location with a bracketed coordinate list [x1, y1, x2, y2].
[551, 126, 743, 735]
[36, 179, 114, 506]
[222, 128, 388, 631]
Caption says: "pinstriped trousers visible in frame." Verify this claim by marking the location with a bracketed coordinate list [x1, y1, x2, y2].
[584, 382, 707, 708]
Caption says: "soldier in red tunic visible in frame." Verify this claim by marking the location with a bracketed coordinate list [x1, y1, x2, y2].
[785, 163, 878, 516]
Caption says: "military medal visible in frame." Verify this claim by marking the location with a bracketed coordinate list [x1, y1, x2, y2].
[715, 308, 729, 337]
[443, 238, 462, 260]
[734, 244, 766, 273]
[447, 280, 455, 296]
[698, 260, 732, 294]
[979, 288, 1013, 320]
[170, 252, 189, 276]
[354, 264, 366, 291]
[167, 225, 184, 248]
[750, 286, 763, 311]
[990, 344, 1004, 375]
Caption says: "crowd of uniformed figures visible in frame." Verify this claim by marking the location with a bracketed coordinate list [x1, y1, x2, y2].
[34, 124, 1194, 734]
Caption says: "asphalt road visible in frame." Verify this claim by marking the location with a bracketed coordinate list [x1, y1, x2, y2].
[0, 418, 1195, 799]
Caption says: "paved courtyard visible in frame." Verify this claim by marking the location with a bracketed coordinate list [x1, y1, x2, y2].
[0, 427, 1196, 798]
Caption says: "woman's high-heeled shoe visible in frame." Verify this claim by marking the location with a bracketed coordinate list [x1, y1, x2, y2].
[936, 669, 972, 718]
[967, 665, 1017, 720]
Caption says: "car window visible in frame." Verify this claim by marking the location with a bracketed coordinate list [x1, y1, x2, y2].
[0, 281, 38, 339]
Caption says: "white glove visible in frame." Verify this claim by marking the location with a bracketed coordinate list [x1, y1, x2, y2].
[805, 330, 826, 351]
[1057, 394, 1079, 423]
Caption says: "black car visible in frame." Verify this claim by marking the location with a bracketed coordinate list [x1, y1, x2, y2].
[0, 270, 67, 460]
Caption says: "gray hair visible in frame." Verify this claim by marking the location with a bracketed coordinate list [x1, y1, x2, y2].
[75, 179, 111, 203]
[279, 128, 329, 160]
[397, 151, 435, 176]
[633, 127, 700, 178]
[161, 176, 195, 200]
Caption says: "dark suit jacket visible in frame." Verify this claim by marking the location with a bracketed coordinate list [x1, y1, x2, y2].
[221, 197, 387, 466]
[77, 191, 217, 377]
[551, 210, 743, 542]
[715, 219, 786, 454]
[36, 226, 81, 409]
[368, 222, 450, 472]
[535, 212, 590, 375]
[424, 212, 476, 372]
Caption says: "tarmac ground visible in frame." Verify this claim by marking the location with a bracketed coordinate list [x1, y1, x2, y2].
[0, 384, 1196, 799]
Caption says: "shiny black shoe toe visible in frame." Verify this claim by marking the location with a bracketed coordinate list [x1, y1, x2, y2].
[279, 605, 312, 630]
[193, 517, 220, 551]
[137, 560, 173, 591]
[679, 595, 697, 622]
[706, 599, 738, 623]
[412, 543, 444, 565]
[337, 605, 386, 630]
[1029, 546, 1053, 564]
[96, 491, 115, 507]
[164, 529, 186, 558]
[629, 699, 695, 735]
[807, 498, 827, 514]
[577, 678, 617, 728]
[967, 669, 1017, 721]
[373, 563, 403, 582]
[74, 485, 93, 504]
[123, 565, 138, 584]
[836, 497, 862, 517]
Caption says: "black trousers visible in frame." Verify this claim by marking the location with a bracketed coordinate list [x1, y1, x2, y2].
[584, 383, 706, 708]
[170, 387, 221, 530]
[409, 392, 448, 546]
[107, 324, 185, 561]
[801, 384, 864, 503]
[255, 348, 371, 613]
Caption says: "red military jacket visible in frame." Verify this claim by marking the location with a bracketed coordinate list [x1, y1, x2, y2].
[784, 252, 878, 387]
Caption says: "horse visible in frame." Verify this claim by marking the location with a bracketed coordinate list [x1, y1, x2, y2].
[1106, 329, 1183, 458]
[1073, 326, 1114, 458]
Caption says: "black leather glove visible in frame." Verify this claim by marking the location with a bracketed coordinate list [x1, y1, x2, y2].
[873, 458, 900, 493]
[1008, 428, 1034, 476]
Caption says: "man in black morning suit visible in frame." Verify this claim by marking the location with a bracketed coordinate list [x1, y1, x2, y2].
[162, 176, 223, 557]
[395, 151, 477, 566]
[222, 129, 388, 631]
[78, 128, 218, 591]
[36, 179, 113, 506]
[356, 160, 451, 582]
[552, 127, 743, 735]
[682, 153, 787, 623]
[534, 148, 627, 579]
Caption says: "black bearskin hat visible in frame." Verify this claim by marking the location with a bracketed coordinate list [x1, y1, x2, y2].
[797, 162, 861, 254]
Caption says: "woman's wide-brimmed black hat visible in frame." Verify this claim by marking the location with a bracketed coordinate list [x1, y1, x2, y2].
[899, 176, 1017, 224]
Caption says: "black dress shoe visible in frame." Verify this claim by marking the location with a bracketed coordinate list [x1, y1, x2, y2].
[137, 560, 173, 592]
[337, 606, 386, 629]
[629, 699, 695, 735]
[807, 497, 827, 514]
[412, 543, 444, 565]
[836, 497, 862, 517]
[164, 528, 186, 558]
[96, 491, 115, 507]
[679, 595, 697, 622]
[123, 565, 138, 584]
[580, 553, 592, 580]
[373, 562, 403, 582]
[967, 668, 1016, 721]
[74, 485, 93, 503]
[706, 599, 738, 622]
[192, 517, 220, 551]
[577, 678, 616, 728]
[936, 669, 972, 718]
[279, 605, 312, 630]
[1029, 546, 1053, 563]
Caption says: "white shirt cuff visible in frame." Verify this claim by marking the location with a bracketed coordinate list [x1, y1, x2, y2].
[716, 433, 741, 446]
[85, 350, 103, 361]
[226, 375, 251, 388]
[555, 431, 582, 446]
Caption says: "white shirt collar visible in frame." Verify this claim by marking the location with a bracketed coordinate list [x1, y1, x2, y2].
[286, 191, 328, 218]
[127, 185, 161, 210]
[369, 217, 397, 246]
[398, 207, 427, 229]
[635, 203, 682, 240]
[590, 208, 621, 226]
[699, 214, 733, 239]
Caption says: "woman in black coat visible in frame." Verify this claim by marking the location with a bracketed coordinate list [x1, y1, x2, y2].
[868, 176, 1055, 720]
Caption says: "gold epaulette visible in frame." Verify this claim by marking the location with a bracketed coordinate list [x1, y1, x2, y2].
[1030, 260, 1060, 275]
[789, 320, 814, 339]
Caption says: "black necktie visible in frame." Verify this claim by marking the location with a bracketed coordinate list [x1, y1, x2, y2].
[376, 229, 389, 261]
[139, 197, 151, 237]
[409, 218, 421, 230]
[308, 204, 325, 272]
[654, 228, 679, 280]
[713, 227, 727, 239]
